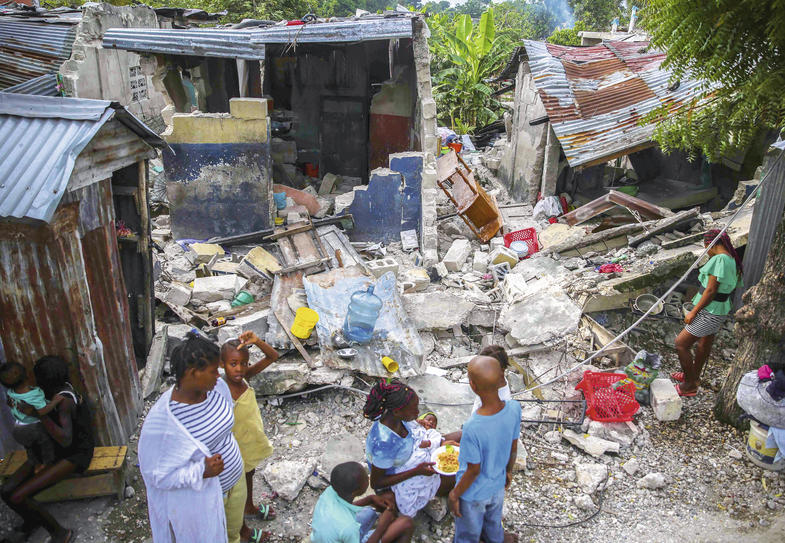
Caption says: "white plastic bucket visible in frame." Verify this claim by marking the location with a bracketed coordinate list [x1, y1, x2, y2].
[746, 420, 785, 471]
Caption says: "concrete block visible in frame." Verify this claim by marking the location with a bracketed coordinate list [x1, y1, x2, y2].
[263, 458, 315, 501]
[206, 300, 232, 313]
[402, 292, 475, 330]
[422, 166, 437, 190]
[163, 283, 191, 307]
[319, 173, 340, 196]
[366, 258, 399, 278]
[217, 309, 270, 344]
[192, 274, 247, 303]
[189, 243, 225, 264]
[271, 138, 297, 164]
[650, 378, 682, 421]
[472, 251, 490, 273]
[251, 362, 310, 396]
[489, 237, 505, 251]
[168, 113, 268, 144]
[434, 261, 449, 278]
[239, 246, 281, 280]
[489, 246, 518, 268]
[442, 239, 472, 271]
[229, 97, 268, 120]
[401, 267, 430, 292]
[400, 229, 419, 251]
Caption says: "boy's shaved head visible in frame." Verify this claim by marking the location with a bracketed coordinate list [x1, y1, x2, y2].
[468, 356, 503, 393]
[331, 461, 368, 499]
[220, 339, 248, 361]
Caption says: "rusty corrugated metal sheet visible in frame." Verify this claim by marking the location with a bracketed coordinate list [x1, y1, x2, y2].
[0, 201, 136, 445]
[523, 40, 713, 167]
[0, 19, 76, 89]
[102, 27, 266, 60]
[1, 73, 60, 96]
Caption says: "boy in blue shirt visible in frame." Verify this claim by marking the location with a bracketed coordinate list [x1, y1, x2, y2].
[449, 356, 521, 543]
[311, 461, 414, 543]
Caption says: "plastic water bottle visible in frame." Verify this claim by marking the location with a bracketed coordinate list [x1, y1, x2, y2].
[343, 285, 382, 344]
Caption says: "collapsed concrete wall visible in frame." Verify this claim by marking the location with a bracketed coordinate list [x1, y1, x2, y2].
[60, 3, 170, 132]
[498, 61, 552, 204]
[163, 98, 272, 240]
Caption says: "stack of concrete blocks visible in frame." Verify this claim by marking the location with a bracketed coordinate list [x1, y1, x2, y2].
[162, 97, 272, 240]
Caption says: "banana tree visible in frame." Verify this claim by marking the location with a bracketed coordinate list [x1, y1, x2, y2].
[429, 7, 513, 133]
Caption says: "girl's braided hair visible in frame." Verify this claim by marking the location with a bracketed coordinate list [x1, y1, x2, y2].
[171, 331, 220, 384]
[363, 379, 415, 420]
[704, 229, 743, 275]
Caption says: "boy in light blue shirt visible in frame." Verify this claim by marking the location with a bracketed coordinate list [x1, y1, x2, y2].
[449, 356, 521, 543]
[311, 461, 413, 543]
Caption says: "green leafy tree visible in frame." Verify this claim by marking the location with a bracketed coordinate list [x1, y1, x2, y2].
[643, 0, 785, 162]
[568, 0, 622, 31]
[456, 0, 490, 18]
[429, 7, 513, 133]
[547, 20, 585, 45]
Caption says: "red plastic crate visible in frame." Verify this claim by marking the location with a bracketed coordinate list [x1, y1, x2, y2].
[575, 370, 640, 422]
[503, 228, 540, 259]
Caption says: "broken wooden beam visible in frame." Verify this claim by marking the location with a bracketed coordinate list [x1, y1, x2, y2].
[563, 190, 673, 226]
[661, 231, 707, 250]
[543, 221, 652, 255]
[206, 214, 354, 247]
[141, 325, 167, 399]
[628, 209, 701, 248]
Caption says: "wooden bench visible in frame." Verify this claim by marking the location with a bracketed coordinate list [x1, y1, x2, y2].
[0, 446, 128, 503]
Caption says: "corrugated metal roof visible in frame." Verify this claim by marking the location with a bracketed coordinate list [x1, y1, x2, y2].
[101, 15, 415, 59]
[0, 19, 76, 89]
[102, 27, 266, 60]
[0, 94, 164, 222]
[250, 16, 413, 44]
[1, 73, 59, 96]
[522, 39, 713, 167]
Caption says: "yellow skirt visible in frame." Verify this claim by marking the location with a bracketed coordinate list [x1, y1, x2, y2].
[233, 385, 274, 472]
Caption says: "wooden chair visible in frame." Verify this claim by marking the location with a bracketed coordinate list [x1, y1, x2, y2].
[436, 151, 502, 242]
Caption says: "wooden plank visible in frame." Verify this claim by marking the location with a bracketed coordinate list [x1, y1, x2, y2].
[273, 310, 313, 365]
[264, 224, 313, 241]
[564, 190, 672, 227]
[628, 209, 700, 248]
[34, 471, 124, 503]
[581, 315, 635, 366]
[141, 325, 167, 399]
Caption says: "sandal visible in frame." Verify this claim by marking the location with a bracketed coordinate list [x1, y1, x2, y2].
[670, 372, 685, 383]
[246, 503, 276, 521]
[245, 528, 271, 543]
[675, 384, 697, 397]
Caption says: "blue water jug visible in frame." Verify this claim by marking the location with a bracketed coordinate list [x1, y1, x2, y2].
[343, 285, 382, 344]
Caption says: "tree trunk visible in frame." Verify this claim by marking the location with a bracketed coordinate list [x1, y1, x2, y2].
[714, 215, 785, 426]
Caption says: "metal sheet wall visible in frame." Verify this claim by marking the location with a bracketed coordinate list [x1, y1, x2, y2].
[0, 21, 76, 89]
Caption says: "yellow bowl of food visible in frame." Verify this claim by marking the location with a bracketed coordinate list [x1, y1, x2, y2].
[431, 445, 460, 476]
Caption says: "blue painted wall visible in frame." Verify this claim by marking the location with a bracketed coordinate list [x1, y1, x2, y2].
[344, 153, 424, 244]
[163, 142, 271, 240]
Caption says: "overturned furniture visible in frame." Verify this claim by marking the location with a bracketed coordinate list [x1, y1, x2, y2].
[437, 150, 502, 242]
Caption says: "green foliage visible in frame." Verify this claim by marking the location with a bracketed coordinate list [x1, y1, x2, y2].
[547, 20, 585, 45]
[568, 0, 621, 31]
[643, 0, 785, 161]
[429, 6, 513, 133]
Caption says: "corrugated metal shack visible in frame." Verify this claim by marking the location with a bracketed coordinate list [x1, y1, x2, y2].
[0, 93, 165, 446]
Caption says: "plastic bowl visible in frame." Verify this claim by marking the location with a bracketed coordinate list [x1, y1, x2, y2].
[509, 240, 529, 259]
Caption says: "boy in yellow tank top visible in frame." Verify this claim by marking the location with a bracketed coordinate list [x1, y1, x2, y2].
[221, 332, 280, 543]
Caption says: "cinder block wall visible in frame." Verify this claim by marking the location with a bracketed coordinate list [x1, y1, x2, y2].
[163, 98, 273, 239]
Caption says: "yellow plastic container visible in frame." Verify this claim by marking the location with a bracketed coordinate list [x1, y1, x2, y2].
[274, 217, 284, 225]
[381, 356, 399, 373]
[290, 307, 319, 339]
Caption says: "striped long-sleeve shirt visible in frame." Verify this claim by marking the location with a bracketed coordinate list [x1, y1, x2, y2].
[171, 390, 243, 493]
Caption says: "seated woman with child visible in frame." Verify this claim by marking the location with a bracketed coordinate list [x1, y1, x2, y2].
[363, 380, 461, 518]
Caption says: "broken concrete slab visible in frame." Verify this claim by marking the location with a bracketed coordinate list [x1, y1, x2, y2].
[249, 362, 309, 396]
[263, 458, 316, 501]
[216, 310, 270, 344]
[408, 374, 474, 433]
[192, 274, 247, 303]
[141, 325, 167, 399]
[319, 435, 366, 477]
[188, 243, 225, 264]
[238, 246, 281, 280]
[562, 429, 620, 457]
[586, 421, 638, 448]
[163, 283, 191, 307]
[500, 286, 581, 346]
[319, 173, 340, 196]
[637, 472, 666, 490]
[442, 239, 472, 271]
[575, 463, 608, 494]
[472, 251, 489, 273]
[400, 267, 430, 292]
[402, 291, 475, 330]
